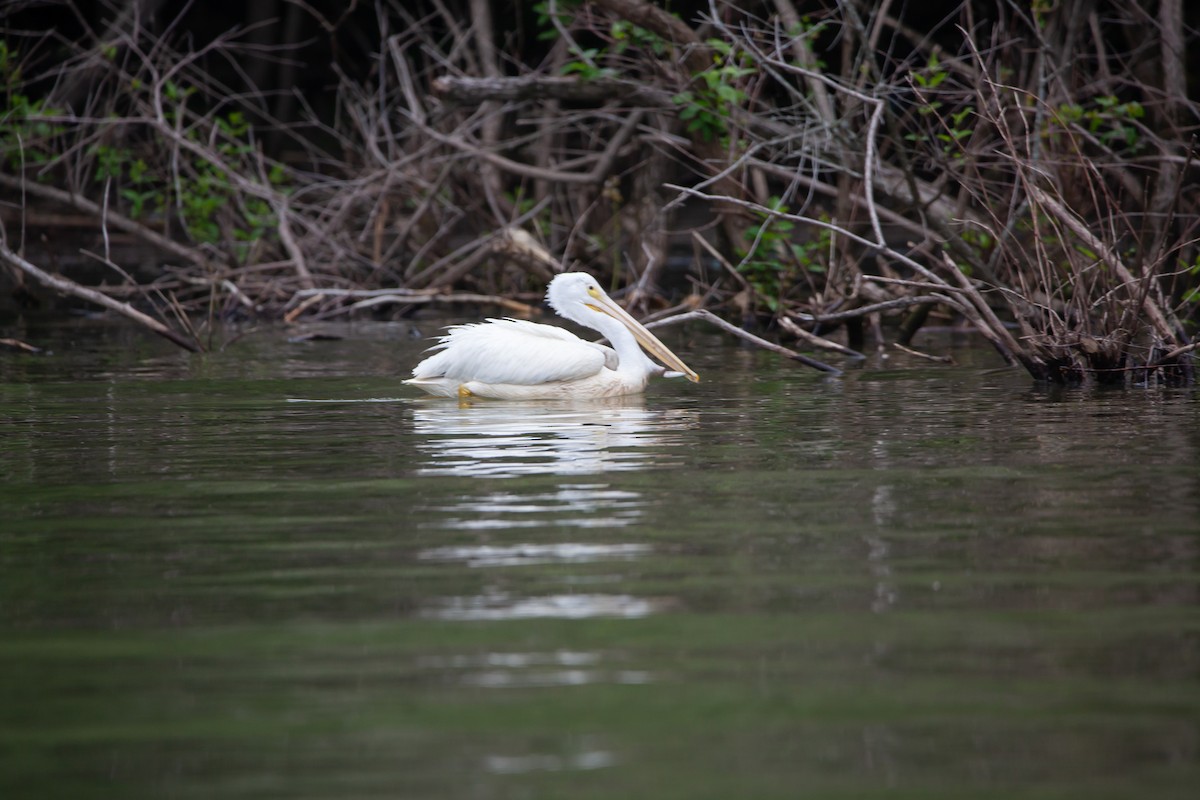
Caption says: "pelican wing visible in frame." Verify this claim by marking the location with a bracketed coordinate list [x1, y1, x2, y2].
[411, 318, 618, 386]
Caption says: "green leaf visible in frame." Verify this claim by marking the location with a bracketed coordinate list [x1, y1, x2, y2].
[707, 39, 732, 57]
[715, 84, 741, 104]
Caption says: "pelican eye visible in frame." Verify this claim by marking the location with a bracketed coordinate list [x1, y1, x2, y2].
[587, 286, 601, 298]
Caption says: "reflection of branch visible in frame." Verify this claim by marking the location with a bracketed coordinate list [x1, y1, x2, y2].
[0, 242, 201, 352]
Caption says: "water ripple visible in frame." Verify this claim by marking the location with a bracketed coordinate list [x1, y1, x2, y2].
[418, 483, 645, 531]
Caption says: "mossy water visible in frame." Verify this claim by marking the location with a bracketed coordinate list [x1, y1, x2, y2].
[1, 320, 1197, 799]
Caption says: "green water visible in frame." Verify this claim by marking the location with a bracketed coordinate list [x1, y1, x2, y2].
[1, 320, 1197, 799]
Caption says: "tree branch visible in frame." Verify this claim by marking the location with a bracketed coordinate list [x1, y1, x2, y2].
[0, 242, 201, 352]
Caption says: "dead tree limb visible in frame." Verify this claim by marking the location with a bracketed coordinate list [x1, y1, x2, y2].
[0, 242, 202, 352]
[647, 308, 843, 376]
[779, 316, 866, 359]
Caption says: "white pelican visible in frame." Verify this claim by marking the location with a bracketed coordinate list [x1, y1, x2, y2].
[404, 272, 699, 399]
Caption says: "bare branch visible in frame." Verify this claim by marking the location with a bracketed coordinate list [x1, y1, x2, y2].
[647, 309, 843, 376]
[0, 242, 201, 352]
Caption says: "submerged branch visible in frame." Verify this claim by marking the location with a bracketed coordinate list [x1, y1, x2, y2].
[0, 242, 202, 352]
[779, 316, 866, 359]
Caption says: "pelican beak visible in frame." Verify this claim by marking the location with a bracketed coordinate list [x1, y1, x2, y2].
[586, 290, 700, 382]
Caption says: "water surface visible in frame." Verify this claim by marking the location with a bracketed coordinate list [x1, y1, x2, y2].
[1, 318, 1197, 799]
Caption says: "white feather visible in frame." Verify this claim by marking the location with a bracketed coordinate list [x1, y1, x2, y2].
[404, 272, 697, 399]
[411, 318, 617, 386]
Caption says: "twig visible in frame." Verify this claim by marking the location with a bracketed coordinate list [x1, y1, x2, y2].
[347, 293, 535, 315]
[646, 308, 843, 376]
[863, 274, 970, 293]
[1145, 341, 1199, 368]
[1027, 185, 1179, 345]
[0, 173, 210, 269]
[0, 337, 41, 353]
[406, 200, 552, 289]
[0, 242, 201, 352]
[290, 287, 441, 300]
[779, 316, 866, 359]
[790, 295, 947, 323]
[101, 176, 112, 262]
[691, 231, 748, 289]
[667, 183, 948, 286]
[284, 294, 324, 323]
[417, 108, 644, 185]
[221, 279, 257, 309]
[274, 198, 315, 290]
[432, 74, 675, 108]
[940, 252, 1025, 363]
[640, 299, 699, 324]
[892, 342, 954, 363]
[289, 288, 540, 318]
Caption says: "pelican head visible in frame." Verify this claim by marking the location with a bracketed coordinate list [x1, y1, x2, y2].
[547, 273, 699, 383]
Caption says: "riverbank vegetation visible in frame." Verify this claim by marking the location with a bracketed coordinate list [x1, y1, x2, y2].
[2, 0, 1197, 384]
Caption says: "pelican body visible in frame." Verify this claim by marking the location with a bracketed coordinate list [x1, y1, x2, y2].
[405, 273, 699, 399]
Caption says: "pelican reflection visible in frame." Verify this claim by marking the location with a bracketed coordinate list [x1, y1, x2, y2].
[409, 396, 696, 478]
